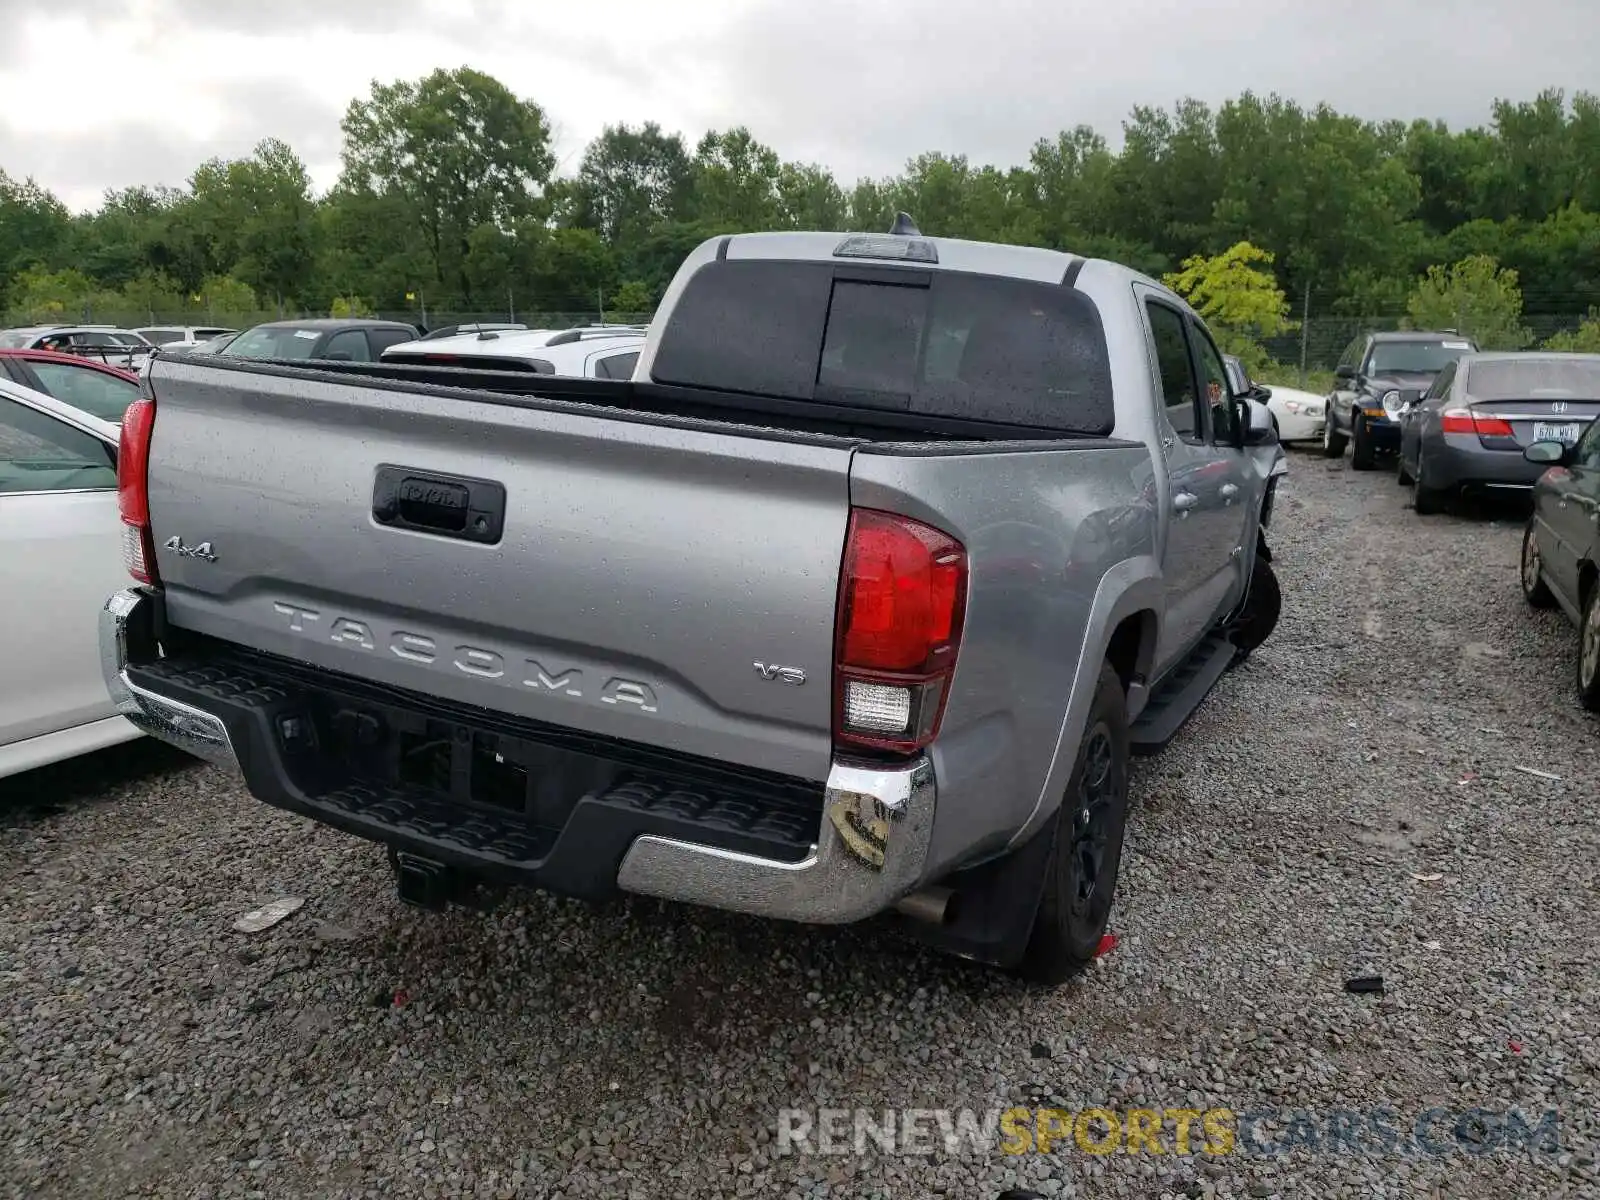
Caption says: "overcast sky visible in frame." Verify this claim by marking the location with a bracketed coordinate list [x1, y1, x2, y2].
[1, 0, 1594, 213]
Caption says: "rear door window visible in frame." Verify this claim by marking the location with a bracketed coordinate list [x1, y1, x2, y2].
[594, 350, 639, 380]
[650, 258, 1114, 435]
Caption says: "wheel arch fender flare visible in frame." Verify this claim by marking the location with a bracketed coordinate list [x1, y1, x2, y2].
[1001, 555, 1163, 853]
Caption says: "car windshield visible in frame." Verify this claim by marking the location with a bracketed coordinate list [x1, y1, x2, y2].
[1368, 339, 1473, 376]
[1466, 359, 1600, 400]
[224, 327, 323, 359]
[139, 330, 187, 345]
[0, 331, 33, 348]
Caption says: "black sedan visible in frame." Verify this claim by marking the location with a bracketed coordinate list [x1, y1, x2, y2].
[1398, 353, 1600, 514]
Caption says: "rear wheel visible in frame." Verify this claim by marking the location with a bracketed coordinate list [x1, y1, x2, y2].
[1521, 520, 1556, 609]
[1410, 453, 1446, 515]
[1578, 584, 1600, 712]
[1322, 411, 1348, 459]
[1350, 417, 1377, 470]
[1016, 663, 1129, 986]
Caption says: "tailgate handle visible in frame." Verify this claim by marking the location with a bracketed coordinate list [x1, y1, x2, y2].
[372, 465, 506, 545]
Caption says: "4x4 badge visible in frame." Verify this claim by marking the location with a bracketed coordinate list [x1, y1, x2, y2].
[163, 536, 217, 562]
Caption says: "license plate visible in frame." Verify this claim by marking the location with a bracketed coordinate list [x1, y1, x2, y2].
[1533, 422, 1581, 444]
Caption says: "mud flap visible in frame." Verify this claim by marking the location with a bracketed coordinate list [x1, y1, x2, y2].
[891, 811, 1060, 968]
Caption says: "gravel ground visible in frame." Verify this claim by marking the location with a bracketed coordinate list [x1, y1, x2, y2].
[2, 450, 1597, 1200]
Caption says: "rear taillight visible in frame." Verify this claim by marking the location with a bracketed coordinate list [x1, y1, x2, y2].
[118, 396, 158, 584]
[833, 509, 968, 755]
[1441, 407, 1515, 438]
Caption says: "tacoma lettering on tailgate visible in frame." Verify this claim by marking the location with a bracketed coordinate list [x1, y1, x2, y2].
[271, 601, 659, 713]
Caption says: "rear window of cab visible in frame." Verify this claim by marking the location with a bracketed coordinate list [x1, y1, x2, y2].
[649, 259, 1115, 436]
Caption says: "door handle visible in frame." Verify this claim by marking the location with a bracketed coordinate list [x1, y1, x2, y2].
[1220, 483, 1239, 500]
[1173, 491, 1198, 512]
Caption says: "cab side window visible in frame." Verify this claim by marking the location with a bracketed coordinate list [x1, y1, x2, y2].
[1146, 301, 1200, 439]
[1191, 324, 1236, 445]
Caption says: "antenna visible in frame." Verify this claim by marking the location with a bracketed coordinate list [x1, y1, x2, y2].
[889, 212, 921, 237]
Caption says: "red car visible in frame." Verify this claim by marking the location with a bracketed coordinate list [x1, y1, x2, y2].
[0, 348, 140, 422]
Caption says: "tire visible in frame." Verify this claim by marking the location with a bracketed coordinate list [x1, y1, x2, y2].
[1015, 663, 1129, 986]
[1350, 417, 1376, 470]
[1410, 453, 1446, 515]
[1521, 520, 1556, 609]
[1321, 411, 1348, 458]
[1578, 583, 1600, 712]
[1228, 551, 1282, 662]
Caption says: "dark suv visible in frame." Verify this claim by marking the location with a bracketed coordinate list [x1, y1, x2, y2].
[1323, 331, 1479, 469]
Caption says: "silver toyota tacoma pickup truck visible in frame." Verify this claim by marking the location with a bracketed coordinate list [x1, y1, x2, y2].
[101, 218, 1283, 983]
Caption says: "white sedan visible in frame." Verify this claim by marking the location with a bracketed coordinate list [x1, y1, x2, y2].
[1225, 355, 1326, 443]
[0, 378, 141, 778]
[1263, 383, 1327, 443]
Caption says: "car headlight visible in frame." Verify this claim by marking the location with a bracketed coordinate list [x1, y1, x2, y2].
[1381, 389, 1404, 418]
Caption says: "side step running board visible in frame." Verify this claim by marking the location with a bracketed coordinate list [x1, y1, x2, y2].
[1129, 633, 1236, 756]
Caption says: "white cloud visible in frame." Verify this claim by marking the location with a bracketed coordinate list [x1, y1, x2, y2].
[1, 0, 1595, 212]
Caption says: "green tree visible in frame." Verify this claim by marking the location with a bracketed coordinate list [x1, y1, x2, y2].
[8, 267, 96, 322]
[607, 279, 655, 315]
[119, 270, 185, 320]
[198, 275, 258, 313]
[686, 128, 781, 228]
[187, 138, 318, 304]
[566, 122, 693, 241]
[0, 172, 71, 305]
[338, 67, 555, 304]
[775, 162, 848, 229]
[1163, 241, 1293, 363]
[330, 294, 375, 318]
[1406, 255, 1531, 348]
[1542, 308, 1600, 352]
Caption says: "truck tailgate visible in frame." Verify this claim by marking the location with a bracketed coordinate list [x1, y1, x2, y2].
[144, 359, 854, 781]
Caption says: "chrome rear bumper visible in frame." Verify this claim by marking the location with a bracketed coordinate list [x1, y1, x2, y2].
[617, 757, 935, 923]
[100, 590, 238, 770]
[100, 587, 936, 924]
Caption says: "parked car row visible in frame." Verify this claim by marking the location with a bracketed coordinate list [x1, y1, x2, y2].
[1315, 326, 1600, 710]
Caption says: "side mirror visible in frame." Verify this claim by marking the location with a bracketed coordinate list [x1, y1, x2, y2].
[1239, 398, 1276, 446]
[1524, 441, 1570, 466]
[1250, 384, 1273, 402]
[1333, 365, 1355, 383]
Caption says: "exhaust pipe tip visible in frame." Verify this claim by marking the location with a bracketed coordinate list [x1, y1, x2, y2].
[894, 886, 956, 925]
